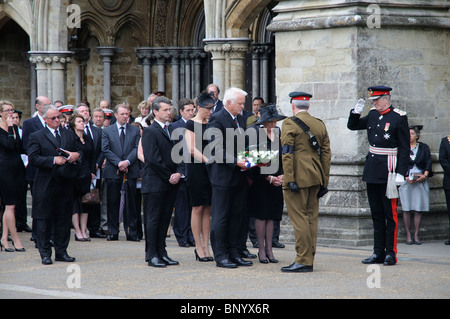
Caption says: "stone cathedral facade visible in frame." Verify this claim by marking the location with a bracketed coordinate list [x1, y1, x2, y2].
[0, 0, 449, 245]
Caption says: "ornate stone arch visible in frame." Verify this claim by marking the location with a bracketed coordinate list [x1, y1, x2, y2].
[177, 0, 204, 47]
[0, 1, 32, 37]
[114, 14, 147, 47]
[225, 0, 273, 38]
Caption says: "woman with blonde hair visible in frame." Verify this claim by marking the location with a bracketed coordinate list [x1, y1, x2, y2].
[0, 101, 26, 252]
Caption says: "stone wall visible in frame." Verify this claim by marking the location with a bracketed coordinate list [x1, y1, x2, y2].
[0, 20, 31, 118]
[269, 0, 450, 246]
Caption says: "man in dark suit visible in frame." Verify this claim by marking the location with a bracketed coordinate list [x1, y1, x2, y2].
[76, 103, 107, 239]
[207, 84, 224, 113]
[169, 99, 195, 247]
[28, 104, 81, 265]
[102, 104, 141, 241]
[141, 97, 184, 267]
[22, 96, 51, 241]
[206, 87, 252, 268]
[439, 135, 450, 245]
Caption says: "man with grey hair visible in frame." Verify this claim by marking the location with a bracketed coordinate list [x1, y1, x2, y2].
[280, 92, 331, 273]
[28, 104, 81, 265]
[206, 87, 253, 268]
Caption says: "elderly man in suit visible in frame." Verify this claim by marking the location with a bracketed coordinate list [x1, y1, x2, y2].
[141, 97, 184, 267]
[28, 104, 81, 265]
[102, 104, 141, 241]
[206, 87, 252, 268]
[280, 92, 331, 273]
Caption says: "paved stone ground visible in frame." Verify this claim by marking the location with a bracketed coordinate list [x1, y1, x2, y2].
[1, 229, 449, 302]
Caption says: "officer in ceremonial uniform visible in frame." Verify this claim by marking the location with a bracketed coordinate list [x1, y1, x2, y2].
[347, 86, 409, 266]
[280, 92, 331, 272]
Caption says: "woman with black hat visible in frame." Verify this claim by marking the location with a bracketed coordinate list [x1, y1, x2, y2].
[247, 104, 285, 263]
[398, 125, 433, 245]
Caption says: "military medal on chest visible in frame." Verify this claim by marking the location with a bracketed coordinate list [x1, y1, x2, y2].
[383, 123, 390, 140]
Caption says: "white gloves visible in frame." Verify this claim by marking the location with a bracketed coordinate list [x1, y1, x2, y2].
[353, 98, 366, 114]
[395, 174, 405, 185]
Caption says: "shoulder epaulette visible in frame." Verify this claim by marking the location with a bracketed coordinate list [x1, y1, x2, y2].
[393, 108, 407, 116]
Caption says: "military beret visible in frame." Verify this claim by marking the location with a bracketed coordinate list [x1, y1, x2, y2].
[368, 86, 392, 100]
[154, 91, 165, 96]
[289, 92, 312, 102]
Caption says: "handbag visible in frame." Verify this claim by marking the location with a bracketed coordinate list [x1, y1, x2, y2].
[81, 183, 100, 205]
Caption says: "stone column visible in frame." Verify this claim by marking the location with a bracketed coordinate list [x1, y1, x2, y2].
[29, 51, 73, 104]
[204, 38, 251, 95]
[182, 48, 192, 99]
[136, 48, 153, 100]
[153, 48, 168, 93]
[72, 48, 90, 106]
[251, 45, 261, 99]
[168, 48, 181, 105]
[97, 47, 117, 104]
[191, 48, 207, 97]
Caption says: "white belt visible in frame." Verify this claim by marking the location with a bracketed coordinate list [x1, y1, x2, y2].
[369, 146, 398, 199]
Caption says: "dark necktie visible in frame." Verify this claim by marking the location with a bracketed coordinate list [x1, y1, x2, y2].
[234, 117, 239, 128]
[120, 126, 125, 148]
[164, 125, 170, 137]
[54, 129, 61, 146]
[85, 125, 92, 139]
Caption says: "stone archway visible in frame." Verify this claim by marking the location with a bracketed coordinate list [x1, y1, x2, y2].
[0, 18, 32, 117]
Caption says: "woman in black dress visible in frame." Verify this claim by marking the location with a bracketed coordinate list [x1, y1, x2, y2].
[247, 105, 285, 263]
[69, 114, 96, 242]
[0, 101, 26, 252]
[184, 92, 215, 261]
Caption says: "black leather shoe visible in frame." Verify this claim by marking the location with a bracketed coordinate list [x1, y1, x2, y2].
[106, 234, 119, 241]
[90, 231, 107, 239]
[17, 225, 32, 232]
[162, 256, 179, 266]
[41, 257, 53, 265]
[383, 255, 396, 266]
[148, 257, 166, 268]
[231, 257, 253, 266]
[216, 259, 238, 268]
[55, 254, 76, 262]
[272, 242, 285, 249]
[178, 242, 190, 247]
[126, 236, 140, 242]
[362, 254, 385, 264]
[281, 262, 313, 273]
[241, 250, 257, 259]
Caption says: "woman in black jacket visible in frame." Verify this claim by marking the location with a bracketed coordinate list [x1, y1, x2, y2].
[398, 125, 433, 245]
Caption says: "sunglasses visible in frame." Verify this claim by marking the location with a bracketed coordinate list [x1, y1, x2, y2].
[46, 116, 60, 121]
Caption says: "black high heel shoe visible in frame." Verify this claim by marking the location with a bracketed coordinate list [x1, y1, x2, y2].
[11, 241, 26, 252]
[194, 249, 209, 262]
[0, 240, 14, 252]
[74, 234, 85, 242]
[258, 252, 268, 264]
